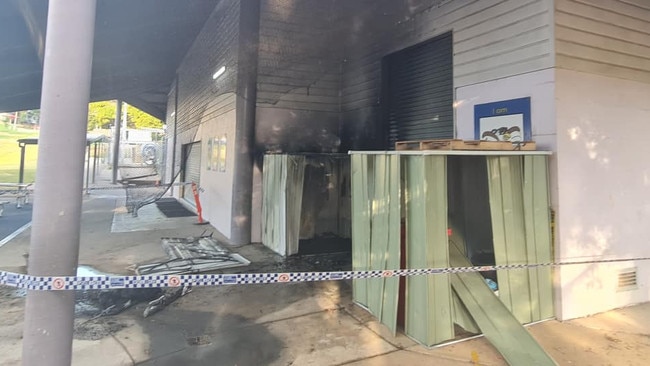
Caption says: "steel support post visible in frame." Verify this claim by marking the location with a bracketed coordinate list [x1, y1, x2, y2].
[112, 100, 123, 184]
[92, 142, 98, 183]
[18, 142, 26, 183]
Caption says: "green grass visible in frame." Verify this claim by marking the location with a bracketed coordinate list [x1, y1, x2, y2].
[0, 125, 39, 183]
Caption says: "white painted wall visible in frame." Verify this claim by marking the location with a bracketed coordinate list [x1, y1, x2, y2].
[455, 69, 556, 146]
[196, 95, 237, 239]
[555, 68, 650, 320]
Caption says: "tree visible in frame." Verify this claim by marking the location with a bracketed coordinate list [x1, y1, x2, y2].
[88, 100, 116, 130]
[128, 106, 163, 129]
[87, 100, 163, 130]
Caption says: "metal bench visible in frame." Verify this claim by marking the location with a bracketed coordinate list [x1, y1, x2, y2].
[0, 183, 33, 210]
[0, 201, 10, 217]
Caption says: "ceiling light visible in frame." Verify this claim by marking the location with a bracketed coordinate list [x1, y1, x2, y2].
[212, 66, 226, 80]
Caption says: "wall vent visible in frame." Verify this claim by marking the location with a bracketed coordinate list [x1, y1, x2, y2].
[617, 268, 637, 291]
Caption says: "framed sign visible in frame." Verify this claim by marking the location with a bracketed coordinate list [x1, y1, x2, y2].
[206, 135, 226, 172]
[218, 134, 227, 172]
[474, 97, 531, 142]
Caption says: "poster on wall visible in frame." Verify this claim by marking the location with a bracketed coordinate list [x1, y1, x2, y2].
[218, 135, 227, 172]
[206, 138, 213, 170]
[211, 137, 219, 171]
[474, 97, 531, 142]
[206, 136, 224, 172]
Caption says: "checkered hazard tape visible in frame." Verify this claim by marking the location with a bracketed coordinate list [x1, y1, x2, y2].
[1, 257, 649, 291]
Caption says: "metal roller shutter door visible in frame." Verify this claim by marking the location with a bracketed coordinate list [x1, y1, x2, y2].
[385, 32, 453, 149]
[182, 142, 201, 204]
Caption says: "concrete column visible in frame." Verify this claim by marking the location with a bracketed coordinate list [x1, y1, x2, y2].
[230, 0, 260, 245]
[112, 100, 123, 184]
[22, 1, 97, 365]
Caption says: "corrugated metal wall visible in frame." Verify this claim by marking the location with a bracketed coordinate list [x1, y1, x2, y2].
[182, 142, 202, 204]
[487, 155, 553, 323]
[385, 32, 454, 148]
[351, 154, 402, 334]
[261, 155, 306, 256]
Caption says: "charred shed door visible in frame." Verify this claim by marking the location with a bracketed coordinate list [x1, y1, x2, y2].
[384, 32, 454, 149]
[182, 141, 201, 205]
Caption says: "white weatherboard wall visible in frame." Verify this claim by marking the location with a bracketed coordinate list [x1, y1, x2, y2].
[555, 0, 650, 85]
[555, 69, 650, 320]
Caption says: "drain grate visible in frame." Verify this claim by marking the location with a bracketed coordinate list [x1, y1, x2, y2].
[187, 335, 212, 346]
[617, 268, 637, 291]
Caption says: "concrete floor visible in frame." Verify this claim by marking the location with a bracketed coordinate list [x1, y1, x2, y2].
[1, 178, 650, 365]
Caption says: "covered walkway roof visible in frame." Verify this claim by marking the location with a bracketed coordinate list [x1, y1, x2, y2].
[0, 0, 219, 120]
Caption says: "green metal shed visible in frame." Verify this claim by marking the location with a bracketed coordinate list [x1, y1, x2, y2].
[350, 150, 556, 364]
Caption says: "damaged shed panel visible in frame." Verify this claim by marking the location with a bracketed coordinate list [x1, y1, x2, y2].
[262, 154, 305, 256]
[351, 154, 401, 334]
[262, 154, 351, 256]
[449, 242, 556, 366]
[403, 155, 454, 345]
[488, 156, 554, 323]
[351, 153, 372, 306]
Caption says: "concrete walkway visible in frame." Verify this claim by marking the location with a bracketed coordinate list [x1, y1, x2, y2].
[1, 179, 649, 365]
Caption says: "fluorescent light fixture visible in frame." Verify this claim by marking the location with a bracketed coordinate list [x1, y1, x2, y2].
[212, 66, 226, 80]
[170, 111, 175, 117]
